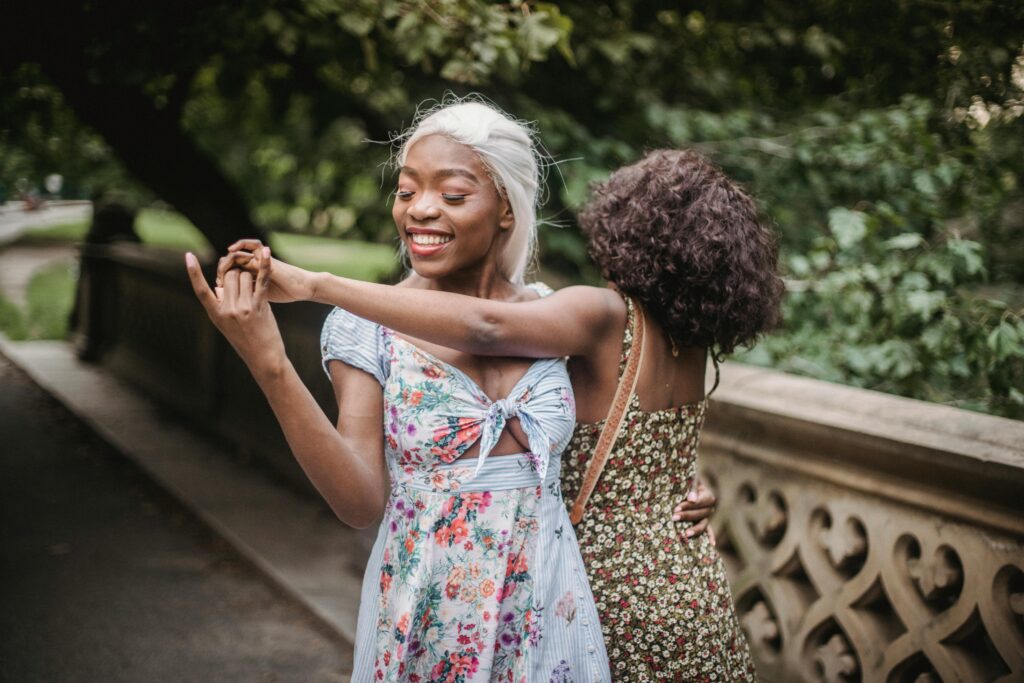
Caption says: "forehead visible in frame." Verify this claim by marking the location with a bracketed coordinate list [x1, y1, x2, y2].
[401, 134, 489, 182]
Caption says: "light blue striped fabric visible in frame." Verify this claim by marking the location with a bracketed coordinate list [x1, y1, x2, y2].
[319, 288, 611, 682]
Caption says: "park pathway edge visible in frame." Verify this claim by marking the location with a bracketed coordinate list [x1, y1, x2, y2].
[0, 335, 364, 652]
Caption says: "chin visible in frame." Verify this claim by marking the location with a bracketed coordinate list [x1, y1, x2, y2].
[408, 258, 453, 280]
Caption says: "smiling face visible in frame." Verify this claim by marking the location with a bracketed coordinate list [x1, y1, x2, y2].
[393, 134, 514, 281]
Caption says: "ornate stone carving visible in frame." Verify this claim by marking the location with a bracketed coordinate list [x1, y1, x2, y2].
[818, 515, 867, 571]
[702, 445, 1024, 682]
[813, 633, 858, 682]
[740, 600, 780, 650]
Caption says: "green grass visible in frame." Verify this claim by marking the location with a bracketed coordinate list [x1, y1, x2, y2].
[24, 263, 77, 339]
[0, 292, 27, 340]
[270, 232, 397, 282]
[0, 262, 77, 341]
[27, 208, 211, 253]
[24, 221, 89, 242]
[23, 209, 397, 280]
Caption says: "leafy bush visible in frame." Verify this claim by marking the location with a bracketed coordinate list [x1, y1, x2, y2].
[743, 208, 1023, 418]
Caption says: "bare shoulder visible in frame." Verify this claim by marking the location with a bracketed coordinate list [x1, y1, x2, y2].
[547, 285, 625, 321]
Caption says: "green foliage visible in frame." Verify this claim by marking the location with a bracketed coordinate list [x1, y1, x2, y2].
[2, 0, 1023, 417]
[743, 214, 1024, 417]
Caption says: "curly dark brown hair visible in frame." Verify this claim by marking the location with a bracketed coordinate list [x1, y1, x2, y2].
[580, 149, 784, 357]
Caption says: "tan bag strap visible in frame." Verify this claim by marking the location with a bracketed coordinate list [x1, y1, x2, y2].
[569, 298, 645, 525]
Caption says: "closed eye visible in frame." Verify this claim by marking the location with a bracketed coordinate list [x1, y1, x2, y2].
[442, 194, 467, 202]
[395, 190, 414, 200]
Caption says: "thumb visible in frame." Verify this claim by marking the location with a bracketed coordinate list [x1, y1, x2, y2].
[256, 246, 272, 291]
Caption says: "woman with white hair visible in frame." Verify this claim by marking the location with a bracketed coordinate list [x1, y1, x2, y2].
[186, 99, 611, 682]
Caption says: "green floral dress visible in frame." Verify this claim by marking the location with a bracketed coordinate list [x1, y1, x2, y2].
[560, 300, 756, 681]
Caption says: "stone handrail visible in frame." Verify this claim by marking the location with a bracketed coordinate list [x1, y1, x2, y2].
[702, 364, 1024, 682]
[73, 243, 1024, 681]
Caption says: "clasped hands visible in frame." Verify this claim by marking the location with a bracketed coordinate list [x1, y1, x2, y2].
[183, 240, 303, 376]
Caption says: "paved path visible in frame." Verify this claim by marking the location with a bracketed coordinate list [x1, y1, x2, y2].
[0, 354, 354, 682]
[0, 200, 91, 246]
[0, 243, 78, 306]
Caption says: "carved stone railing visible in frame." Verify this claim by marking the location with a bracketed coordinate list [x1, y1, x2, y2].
[74, 244, 1024, 680]
[702, 364, 1024, 682]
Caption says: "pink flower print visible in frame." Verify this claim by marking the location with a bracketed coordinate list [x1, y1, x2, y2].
[554, 591, 576, 624]
[452, 417, 481, 448]
[463, 491, 492, 512]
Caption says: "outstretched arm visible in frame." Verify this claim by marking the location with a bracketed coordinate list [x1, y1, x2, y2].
[220, 239, 623, 359]
[186, 251, 389, 528]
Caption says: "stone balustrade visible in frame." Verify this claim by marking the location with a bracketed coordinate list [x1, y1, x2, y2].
[702, 364, 1024, 682]
[73, 243, 1024, 681]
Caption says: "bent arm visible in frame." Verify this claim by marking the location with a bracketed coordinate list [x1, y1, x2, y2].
[313, 274, 621, 359]
[252, 358, 388, 529]
[186, 251, 388, 528]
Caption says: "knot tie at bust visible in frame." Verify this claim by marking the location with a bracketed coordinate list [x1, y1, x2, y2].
[491, 397, 520, 420]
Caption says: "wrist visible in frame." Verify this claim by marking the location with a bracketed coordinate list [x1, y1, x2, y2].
[310, 270, 328, 304]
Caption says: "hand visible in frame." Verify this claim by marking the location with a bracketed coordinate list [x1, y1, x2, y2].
[185, 249, 287, 377]
[216, 239, 318, 304]
[672, 476, 718, 545]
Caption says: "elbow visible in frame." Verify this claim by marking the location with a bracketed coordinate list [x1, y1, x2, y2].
[468, 313, 505, 354]
[330, 482, 388, 530]
[334, 502, 384, 530]
[343, 513, 380, 531]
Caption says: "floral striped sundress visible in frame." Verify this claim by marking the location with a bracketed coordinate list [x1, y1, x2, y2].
[321, 303, 610, 683]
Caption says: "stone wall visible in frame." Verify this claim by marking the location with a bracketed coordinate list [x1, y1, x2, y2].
[75, 243, 1024, 681]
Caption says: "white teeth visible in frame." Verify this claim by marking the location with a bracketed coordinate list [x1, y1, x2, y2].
[409, 233, 453, 246]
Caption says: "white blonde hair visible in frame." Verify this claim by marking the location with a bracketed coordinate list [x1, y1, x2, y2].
[395, 96, 543, 284]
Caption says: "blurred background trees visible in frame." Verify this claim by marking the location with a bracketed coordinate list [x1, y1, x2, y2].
[1, 0, 1022, 416]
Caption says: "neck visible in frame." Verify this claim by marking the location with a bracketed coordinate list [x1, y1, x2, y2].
[410, 260, 522, 301]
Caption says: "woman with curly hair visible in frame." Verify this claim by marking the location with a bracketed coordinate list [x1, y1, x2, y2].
[218, 148, 781, 679]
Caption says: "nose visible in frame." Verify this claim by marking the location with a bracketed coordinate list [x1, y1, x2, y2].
[408, 193, 441, 221]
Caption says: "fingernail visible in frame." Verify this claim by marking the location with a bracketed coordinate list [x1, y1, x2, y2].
[672, 514, 680, 521]
[263, 246, 270, 258]
[685, 528, 694, 537]
[185, 252, 195, 267]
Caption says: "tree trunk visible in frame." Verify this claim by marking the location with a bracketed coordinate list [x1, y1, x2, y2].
[38, 64, 265, 254]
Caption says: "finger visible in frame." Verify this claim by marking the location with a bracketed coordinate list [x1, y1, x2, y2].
[685, 518, 709, 538]
[709, 526, 717, 547]
[223, 268, 241, 306]
[228, 238, 266, 253]
[255, 246, 271, 292]
[184, 253, 217, 312]
[238, 270, 254, 309]
[674, 508, 714, 523]
[216, 252, 255, 287]
[689, 487, 717, 508]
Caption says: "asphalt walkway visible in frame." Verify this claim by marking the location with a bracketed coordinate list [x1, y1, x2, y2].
[0, 341, 362, 681]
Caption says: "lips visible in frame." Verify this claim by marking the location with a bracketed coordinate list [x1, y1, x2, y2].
[406, 227, 453, 257]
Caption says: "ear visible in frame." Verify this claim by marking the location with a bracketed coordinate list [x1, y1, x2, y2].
[499, 199, 514, 231]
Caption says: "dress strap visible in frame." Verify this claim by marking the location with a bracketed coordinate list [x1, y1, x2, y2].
[570, 298, 645, 525]
[616, 296, 636, 379]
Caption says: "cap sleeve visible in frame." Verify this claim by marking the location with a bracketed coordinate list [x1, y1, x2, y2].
[320, 307, 389, 386]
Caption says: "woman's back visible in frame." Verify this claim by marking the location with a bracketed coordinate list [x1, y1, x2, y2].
[560, 298, 756, 680]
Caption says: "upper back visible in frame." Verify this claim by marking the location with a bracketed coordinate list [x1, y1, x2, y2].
[569, 295, 708, 423]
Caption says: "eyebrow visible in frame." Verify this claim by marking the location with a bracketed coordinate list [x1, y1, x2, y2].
[399, 166, 481, 184]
